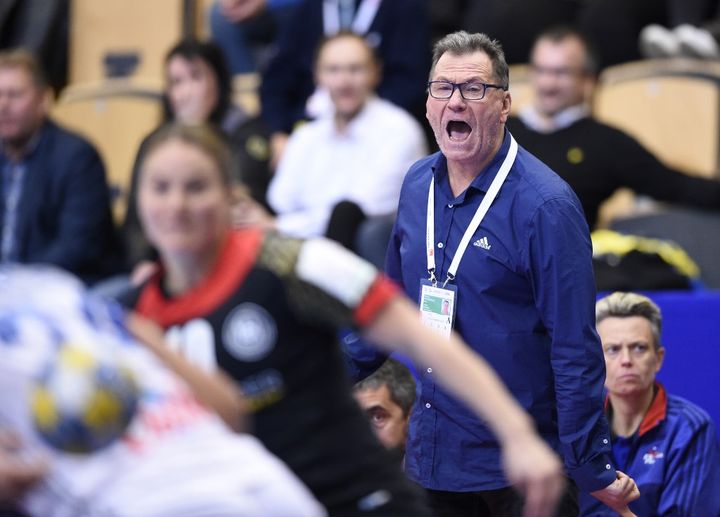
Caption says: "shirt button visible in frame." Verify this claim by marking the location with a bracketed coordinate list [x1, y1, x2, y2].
[425, 402, 432, 409]
[427, 367, 433, 373]
[605, 464, 612, 470]
[603, 439, 609, 444]
[437, 242, 444, 248]
[448, 204, 454, 208]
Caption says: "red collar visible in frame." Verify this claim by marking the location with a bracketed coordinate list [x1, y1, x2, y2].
[605, 382, 668, 437]
[135, 228, 263, 327]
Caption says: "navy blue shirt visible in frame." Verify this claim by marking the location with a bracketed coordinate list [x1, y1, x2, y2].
[385, 131, 616, 492]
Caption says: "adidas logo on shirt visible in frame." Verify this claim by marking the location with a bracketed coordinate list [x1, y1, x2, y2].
[473, 237, 491, 250]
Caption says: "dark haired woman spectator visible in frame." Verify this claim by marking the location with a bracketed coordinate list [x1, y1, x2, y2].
[122, 39, 271, 278]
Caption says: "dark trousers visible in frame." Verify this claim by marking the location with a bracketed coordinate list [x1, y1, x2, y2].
[426, 478, 578, 517]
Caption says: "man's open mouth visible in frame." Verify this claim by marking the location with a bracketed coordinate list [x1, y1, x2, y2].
[446, 120, 471, 141]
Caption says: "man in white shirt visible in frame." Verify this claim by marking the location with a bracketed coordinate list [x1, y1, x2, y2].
[238, 31, 426, 265]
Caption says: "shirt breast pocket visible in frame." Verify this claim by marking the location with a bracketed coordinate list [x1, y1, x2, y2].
[464, 230, 526, 294]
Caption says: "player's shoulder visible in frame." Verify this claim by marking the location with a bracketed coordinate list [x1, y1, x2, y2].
[261, 233, 379, 307]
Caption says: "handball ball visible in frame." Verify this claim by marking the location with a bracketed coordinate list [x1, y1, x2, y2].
[30, 344, 139, 454]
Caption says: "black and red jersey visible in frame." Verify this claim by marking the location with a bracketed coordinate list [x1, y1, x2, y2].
[121, 229, 427, 515]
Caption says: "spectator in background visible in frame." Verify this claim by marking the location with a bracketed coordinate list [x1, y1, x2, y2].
[209, 0, 301, 74]
[236, 32, 426, 266]
[122, 39, 271, 275]
[0, 49, 118, 284]
[260, 0, 430, 167]
[506, 26, 720, 229]
[353, 358, 415, 455]
[584, 291, 720, 516]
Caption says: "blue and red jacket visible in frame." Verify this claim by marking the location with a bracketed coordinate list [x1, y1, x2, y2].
[581, 383, 720, 516]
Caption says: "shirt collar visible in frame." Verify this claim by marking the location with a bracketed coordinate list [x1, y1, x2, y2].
[518, 104, 589, 134]
[605, 382, 668, 438]
[430, 128, 513, 202]
[326, 96, 377, 140]
[638, 382, 668, 436]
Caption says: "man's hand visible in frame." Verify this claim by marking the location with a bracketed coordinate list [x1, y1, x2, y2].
[270, 132, 289, 170]
[0, 431, 47, 503]
[130, 260, 158, 287]
[502, 434, 566, 517]
[590, 471, 640, 517]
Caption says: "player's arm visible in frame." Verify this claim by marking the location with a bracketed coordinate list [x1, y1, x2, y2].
[0, 430, 47, 503]
[364, 295, 566, 517]
[126, 313, 248, 432]
[287, 237, 562, 516]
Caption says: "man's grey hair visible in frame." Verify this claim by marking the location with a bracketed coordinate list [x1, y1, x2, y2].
[596, 292, 663, 350]
[354, 358, 416, 416]
[430, 30, 509, 89]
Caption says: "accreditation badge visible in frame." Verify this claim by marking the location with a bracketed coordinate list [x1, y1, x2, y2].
[418, 279, 457, 338]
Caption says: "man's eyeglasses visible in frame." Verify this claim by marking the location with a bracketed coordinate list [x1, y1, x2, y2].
[427, 80, 508, 101]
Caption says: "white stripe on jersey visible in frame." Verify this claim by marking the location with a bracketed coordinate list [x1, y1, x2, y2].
[295, 237, 378, 309]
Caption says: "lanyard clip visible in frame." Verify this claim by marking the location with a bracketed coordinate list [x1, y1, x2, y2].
[428, 269, 437, 287]
[442, 272, 455, 289]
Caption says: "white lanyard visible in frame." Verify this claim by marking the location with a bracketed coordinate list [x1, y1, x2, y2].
[323, 0, 381, 35]
[426, 135, 518, 287]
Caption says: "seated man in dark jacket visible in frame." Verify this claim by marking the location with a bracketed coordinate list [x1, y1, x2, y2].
[0, 49, 118, 283]
[506, 26, 720, 229]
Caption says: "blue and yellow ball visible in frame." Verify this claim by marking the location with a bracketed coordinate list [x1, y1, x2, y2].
[31, 344, 139, 454]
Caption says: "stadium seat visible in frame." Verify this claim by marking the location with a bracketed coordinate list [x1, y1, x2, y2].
[68, 0, 185, 83]
[593, 58, 720, 179]
[194, 0, 215, 38]
[51, 79, 163, 223]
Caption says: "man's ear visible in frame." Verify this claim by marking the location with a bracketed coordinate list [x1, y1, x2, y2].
[500, 91, 512, 122]
[582, 76, 597, 104]
[39, 87, 53, 116]
[655, 346, 666, 374]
